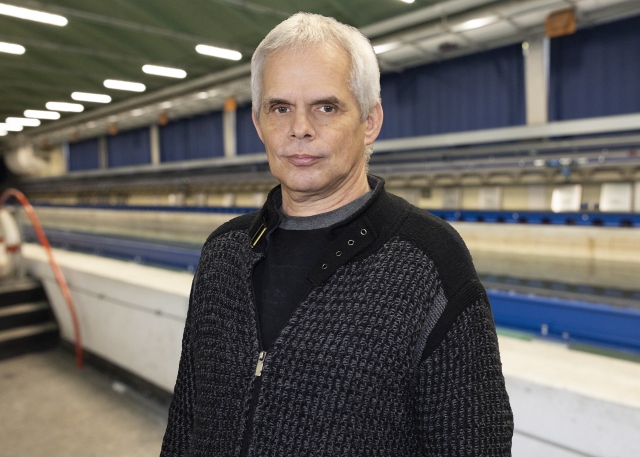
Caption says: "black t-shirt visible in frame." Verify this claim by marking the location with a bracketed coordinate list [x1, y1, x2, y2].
[252, 227, 332, 351]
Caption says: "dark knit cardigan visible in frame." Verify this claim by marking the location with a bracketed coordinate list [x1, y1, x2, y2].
[161, 178, 513, 456]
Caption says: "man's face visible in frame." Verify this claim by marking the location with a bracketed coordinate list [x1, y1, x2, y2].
[253, 44, 381, 197]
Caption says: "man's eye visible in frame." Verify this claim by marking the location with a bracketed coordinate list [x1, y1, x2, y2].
[274, 106, 288, 113]
[320, 105, 335, 113]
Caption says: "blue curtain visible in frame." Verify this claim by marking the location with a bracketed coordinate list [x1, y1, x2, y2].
[236, 104, 264, 155]
[160, 112, 224, 162]
[68, 138, 100, 171]
[378, 44, 525, 140]
[549, 15, 640, 121]
[107, 127, 151, 168]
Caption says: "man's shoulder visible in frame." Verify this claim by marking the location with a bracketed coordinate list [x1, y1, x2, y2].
[392, 198, 478, 296]
[204, 210, 258, 245]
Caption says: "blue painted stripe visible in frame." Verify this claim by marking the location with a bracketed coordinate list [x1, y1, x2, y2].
[488, 289, 640, 354]
[23, 203, 640, 227]
[430, 209, 640, 227]
[24, 228, 201, 272]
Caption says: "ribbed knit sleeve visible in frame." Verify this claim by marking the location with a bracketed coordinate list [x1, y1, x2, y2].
[415, 298, 513, 456]
[160, 309, 196, 457]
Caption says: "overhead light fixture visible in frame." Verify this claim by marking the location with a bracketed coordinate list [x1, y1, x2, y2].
[104, 79, 146, 92]
[196, 44, 242, 61]
[46, 101, 84, 112]
[0, 122, 23, 132]
[451, 16, 498, 32]
[0, 2, 67, 26]
[399, 0, 415, 3]
[25, 109, 60, 119]
[0, 130, 7, 136]
[6, 117, 40, 127]
[373, 42, 401, 55]
[142, 64, 187, 79]
[0, 41, 25, 55]
[72, 92, 112, 103]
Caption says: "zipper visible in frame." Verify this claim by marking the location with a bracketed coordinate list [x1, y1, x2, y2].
[255, 351, 267, 376]
[239, 258, 265, 457]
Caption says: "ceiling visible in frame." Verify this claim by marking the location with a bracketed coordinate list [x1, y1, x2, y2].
[1, 0, 639, 144]
[0, 0, 458, 122]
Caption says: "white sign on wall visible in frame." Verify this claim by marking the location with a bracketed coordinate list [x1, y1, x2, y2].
[634, 182, 640, 213]
[551, 185, 582, 213]
[478, 186, 503, 210]
[528, 185, 547, 210]
[600, 183, 632, 212]
[442, 187, 462, 209]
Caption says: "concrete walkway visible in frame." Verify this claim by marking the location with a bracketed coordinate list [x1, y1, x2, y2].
[0, 348, 168, 457]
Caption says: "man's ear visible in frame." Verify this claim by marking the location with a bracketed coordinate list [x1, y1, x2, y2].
[252, 109, 265, 143]
[364, 102, 383, 148]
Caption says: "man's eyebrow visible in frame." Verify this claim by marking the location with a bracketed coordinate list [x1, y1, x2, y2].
[264, 98, 290, 108]
[311, 96, 342, 107]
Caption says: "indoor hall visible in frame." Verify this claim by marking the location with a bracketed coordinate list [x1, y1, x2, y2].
[1, 1, 639, 456]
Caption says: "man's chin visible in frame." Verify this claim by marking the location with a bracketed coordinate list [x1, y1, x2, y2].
[277, 173, 328, 196]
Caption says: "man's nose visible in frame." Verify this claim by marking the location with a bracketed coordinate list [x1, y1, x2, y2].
[289, 110, 315, 139]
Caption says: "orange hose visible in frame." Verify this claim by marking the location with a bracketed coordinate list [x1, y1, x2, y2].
[1, 188, 83, 368]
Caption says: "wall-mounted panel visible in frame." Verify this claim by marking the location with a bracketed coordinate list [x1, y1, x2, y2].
[160, 112, 224, 162]
[107, 127, 151, 168]
[378, 44, 525, 140]
[549, 15, 640, 121]
[68, 138, 100, 171]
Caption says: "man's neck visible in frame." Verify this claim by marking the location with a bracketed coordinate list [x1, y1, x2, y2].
[280, 172, 370, 217]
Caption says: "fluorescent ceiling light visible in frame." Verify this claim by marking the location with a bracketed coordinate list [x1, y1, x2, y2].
[451, 16, 498, 32]
[0, 122, 23, 132]
[0, 2, 67, 26]
[6, 117, 40, 127]
[25, 109, 60, 119]
[399, 0, 415, 3]
[142, 64, 187, 79]
[0, 130, 7, 136]
[46, 101, 84, 112]
[72, 92, 112, 103]
[104, 79, 146, 92]
[373, 42, 401, 55]
[195, 44, 242, 61]
[0, 41, 25, 55]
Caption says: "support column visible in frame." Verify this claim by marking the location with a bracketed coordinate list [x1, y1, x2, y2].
[98, 136, 108, 169]
[150, 124, 161, 165]
[523, 35, 550, 125]
[223, 96, 237, 158]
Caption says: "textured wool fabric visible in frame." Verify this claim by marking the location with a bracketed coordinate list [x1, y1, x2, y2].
[161, 179, 513, 456]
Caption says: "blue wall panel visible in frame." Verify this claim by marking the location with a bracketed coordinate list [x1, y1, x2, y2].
[378, 44, 525, 140]
[549, 15, 640, 121]
[107, 127, 151, 168]
[68, 138, 100, 171]
[160, 112, 224, 162]
[236, 104, 264, 155]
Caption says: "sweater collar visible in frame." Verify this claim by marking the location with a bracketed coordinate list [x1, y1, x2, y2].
[248, 175, 410, 285]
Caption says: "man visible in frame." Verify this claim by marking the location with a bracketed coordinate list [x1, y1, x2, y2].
[161, 12, 513, 457]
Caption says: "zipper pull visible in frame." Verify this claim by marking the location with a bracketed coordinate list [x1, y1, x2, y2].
[255, 351, 266, 376]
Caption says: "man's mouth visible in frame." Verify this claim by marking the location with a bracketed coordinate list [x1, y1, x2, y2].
[286, 154, 322, 166]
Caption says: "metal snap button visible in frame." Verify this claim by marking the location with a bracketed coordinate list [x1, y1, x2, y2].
[360, 229, 367, 235]
[322, 264, 328, 269]
[336, 251, 342, 256]
[348, 240, 354, 246]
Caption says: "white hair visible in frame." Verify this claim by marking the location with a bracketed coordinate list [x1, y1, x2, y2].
[251, 13, 381, 159]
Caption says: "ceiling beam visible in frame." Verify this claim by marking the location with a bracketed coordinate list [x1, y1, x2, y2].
[17, 0, 253, 55]
[210, 0, 290, 19]
[0, 33, 213, 73]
